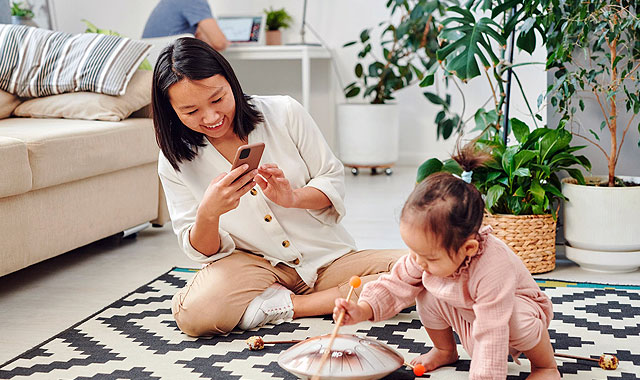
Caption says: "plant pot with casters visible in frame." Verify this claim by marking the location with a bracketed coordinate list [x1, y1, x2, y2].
[339, 0, 442, 175]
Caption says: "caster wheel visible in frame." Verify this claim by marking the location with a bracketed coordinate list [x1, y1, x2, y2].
[351, 167, 359, 175]
[371, 167, 378, 175]
[385, 168, 393, 175]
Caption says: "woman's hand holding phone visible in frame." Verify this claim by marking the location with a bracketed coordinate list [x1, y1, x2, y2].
[255, 163, 297, 208]
[198, 164, 258, 219]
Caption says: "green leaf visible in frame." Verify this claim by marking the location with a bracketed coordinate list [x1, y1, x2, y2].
[486, 184, 505, 211]
[513, 167, 531, 177]
[419, 73, 435, 87]
[486, 171, 501, 181]
[529, 180, 545, 205]
[513, 186, 527, 197]
[579, 99, 585, 111]
[345, 87, 360, 98]
[539, 128, 571, 161]
[343, 41, 357, 47]
[474, 109, 498, 131]
[531, 204, 545, 215]
[436, 7, 506, 80]
[565, 168, 586, 185]
[423, 92, 449, 110]
[516, 28, 536, 54]
[355, 63, 363, 78]
[513, 150, 537, 169]
[501, 146, 518, 180]
[360, 29, 370, 43]
[589, 129, 601, 141]
[507, 196, 523, 215]
[530, 163, 551, 177]
[522, 128, 550, 150]
[442, 159, 463, 175]
[542, 183, 566, 201]
[416, 158, 443, 183]
[510, 118, 530, 143]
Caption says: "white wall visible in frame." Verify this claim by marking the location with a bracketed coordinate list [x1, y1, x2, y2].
[50, 0, 547, 165]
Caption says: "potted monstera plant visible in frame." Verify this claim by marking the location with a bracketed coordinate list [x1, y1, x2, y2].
[413, 0, 597, 273]
[338, 0, 442, 175]
[545, 0, 640, 273]
[419, 120, 591, 273]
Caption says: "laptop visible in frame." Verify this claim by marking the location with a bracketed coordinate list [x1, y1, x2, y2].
[217, 15, 266, 45]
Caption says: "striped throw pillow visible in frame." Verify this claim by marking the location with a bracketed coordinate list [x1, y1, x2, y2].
[0, 25, 151, 98]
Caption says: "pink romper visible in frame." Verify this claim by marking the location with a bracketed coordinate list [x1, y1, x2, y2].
[359, 226, 553, 380]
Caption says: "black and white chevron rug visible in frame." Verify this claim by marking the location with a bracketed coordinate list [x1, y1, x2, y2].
[1, 268, 639, 380]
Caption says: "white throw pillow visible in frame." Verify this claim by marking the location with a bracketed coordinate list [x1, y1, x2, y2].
[13, 70, 152, 122]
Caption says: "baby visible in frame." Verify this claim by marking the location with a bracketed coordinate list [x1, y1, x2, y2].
[334, 144, 560, 379]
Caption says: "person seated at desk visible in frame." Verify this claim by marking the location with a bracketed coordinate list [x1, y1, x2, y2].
[142, 0, 230, 51]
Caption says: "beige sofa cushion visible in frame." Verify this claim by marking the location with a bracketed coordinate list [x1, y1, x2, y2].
[0, 90, 21, 119]
[13, 70, 152, 122]
[0, 137, 32, 197]
[0, 118, 158, 190]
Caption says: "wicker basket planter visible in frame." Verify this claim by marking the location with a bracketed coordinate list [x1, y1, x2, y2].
[482, 213, 556, 274]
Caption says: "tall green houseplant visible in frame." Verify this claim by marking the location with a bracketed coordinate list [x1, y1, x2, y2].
[543, 0, 640, 273]
[544, 0, 640, 187]
[343, 0, 442, 105]
[337, 0, 446, 174]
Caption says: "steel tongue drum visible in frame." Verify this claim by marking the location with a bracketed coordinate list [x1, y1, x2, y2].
[277, 333, 405, 380]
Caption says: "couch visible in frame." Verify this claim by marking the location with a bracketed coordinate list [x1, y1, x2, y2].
[0, 77, 169, 277]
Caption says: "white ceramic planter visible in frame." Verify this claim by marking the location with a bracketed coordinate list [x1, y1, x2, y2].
[562, 176, 640, 273]
[337, 103, 399, 167]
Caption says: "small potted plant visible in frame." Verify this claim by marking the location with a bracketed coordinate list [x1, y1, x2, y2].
[418, 120, 591, 273]
[338, 0, 441, 175]
[545, 0, 640, 272]
[10, 1, 36, 27]
[263, 7, 292, 45]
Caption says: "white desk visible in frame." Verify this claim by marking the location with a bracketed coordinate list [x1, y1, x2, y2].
[223, 45, 331, 111]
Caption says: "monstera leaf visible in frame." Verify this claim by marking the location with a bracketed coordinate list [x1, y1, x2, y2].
[436, 6, 506, 80]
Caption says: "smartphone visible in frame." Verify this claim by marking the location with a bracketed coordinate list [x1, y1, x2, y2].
[230, 142, 265, 182]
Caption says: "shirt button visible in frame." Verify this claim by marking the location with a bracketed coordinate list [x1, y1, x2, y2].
[264, 214, 272, 222]
[282, 240, 290, 248]
[291, 258, 300, 265]
[250, 188, 257, 196]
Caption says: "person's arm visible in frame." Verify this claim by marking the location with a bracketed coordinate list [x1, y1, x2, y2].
[195, 18, 230, 51]
[468, 257, 517, 380]
[188, 165, 257, 255]
[256, 164, 331, 210]
[285, 97, 348, 223]
[357, 254, 425, 322]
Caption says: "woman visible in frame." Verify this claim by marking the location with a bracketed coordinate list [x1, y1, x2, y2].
[153, 37, 405, 336]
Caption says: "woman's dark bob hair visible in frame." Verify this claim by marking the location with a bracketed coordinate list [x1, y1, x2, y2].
[151, 37, 263, 170]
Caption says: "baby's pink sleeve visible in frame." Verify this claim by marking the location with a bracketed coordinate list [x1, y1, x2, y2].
[359, 254, 424, 321]
[468, 255, 517, 379]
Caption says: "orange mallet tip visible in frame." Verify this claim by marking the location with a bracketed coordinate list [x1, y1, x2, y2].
[349, 276, 362, 288]
[413, 364, 426, 376]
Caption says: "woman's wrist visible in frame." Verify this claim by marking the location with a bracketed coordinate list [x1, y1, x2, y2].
[288, 189, 301, 209]
[289, 187, 331, 210]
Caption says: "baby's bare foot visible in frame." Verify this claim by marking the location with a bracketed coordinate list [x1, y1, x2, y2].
[410, 347, 459, 372]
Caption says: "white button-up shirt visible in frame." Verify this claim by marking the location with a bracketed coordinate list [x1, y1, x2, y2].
[158, 95, 357, 287]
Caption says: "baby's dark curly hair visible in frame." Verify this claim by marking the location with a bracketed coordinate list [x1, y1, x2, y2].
[401, 140, 490, 256]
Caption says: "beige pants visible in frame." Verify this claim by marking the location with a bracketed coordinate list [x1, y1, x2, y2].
[172, 249, 407, 336]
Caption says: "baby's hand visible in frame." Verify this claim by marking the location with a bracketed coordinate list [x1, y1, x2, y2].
[333, 298, 373, 325]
